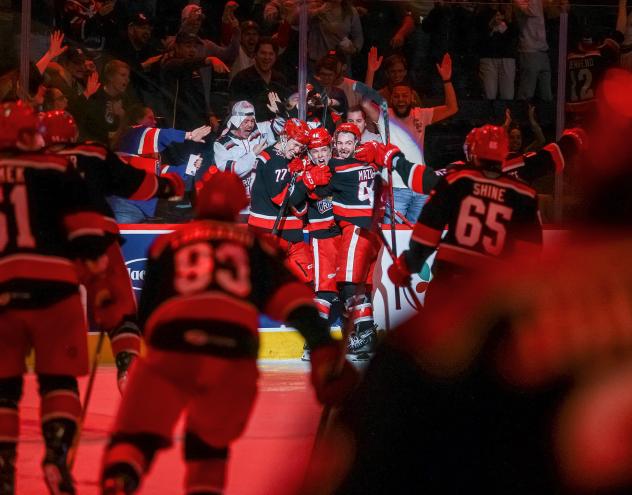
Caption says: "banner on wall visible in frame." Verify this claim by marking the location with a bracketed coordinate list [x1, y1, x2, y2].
[120, 226, 566, 331]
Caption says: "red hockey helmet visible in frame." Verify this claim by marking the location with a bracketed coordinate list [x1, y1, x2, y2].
[0, 101, 39, 149]
[334, 122, 361, 141]
[39, 110, 79, 145]
[308, 127, 332, 149]
[283, 118, 310, 145]
[463, 127, 478, 161]
[195, 170, 249, 220]
[470, 125, 509, 163]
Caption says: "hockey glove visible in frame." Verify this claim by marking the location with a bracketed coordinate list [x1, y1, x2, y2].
[355, 141, 401, 171]
[159, 172, 185, 199]
[561, 127, 588, 151]
[288, 157, 308, 174]
[388, 254, 412, 287]
[303, 166, 332, 190]
[310, 342, 359, 406]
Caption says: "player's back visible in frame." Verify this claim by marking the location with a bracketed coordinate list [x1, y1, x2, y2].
[139, 219, 298, 358]
[329, 157, 376, 228]
[421, 165, 541, 268]
[0, 150, 104, 299]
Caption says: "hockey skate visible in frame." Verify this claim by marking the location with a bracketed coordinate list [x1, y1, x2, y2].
[346, 325, 377, 361]
[43, 461, 76, 495]
[301, 343, 311, 362]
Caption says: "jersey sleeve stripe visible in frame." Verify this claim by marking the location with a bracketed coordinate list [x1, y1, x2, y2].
[408, 163, 425, 193]
[271, 184, 289, 206]
[411, 223, 442, 247]
[128, 173, 159, 200]
[542, 143, 565, 174]
[63, 212, 107, 239]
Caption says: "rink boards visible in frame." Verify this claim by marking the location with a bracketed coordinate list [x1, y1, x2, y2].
[84, 225, 566, 361]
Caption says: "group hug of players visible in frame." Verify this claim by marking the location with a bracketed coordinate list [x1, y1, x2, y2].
[0, 96, 585, 495]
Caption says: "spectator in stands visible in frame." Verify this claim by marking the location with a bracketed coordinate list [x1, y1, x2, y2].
[372, 53, 421, 107]
[346, 105, 380, 143]
[109, 104, 212, 223]
[161, 32, 229, 130]
[230, 37, 288, 121]
[61, 0, 127, 60]
[110, 12, 162, 103]
[83, 59, 133, 146]
[513, 0, 553, 101]
[306, 0, 363, 74]
[310, 52, 350, 120]
[503, 105, 546, 158]
[45, 47, 101, 128]
[352, 1, 415, 79]
[380, 54, 458, 223]
[43, 87, 69, 111]
[230, 20, 260, 81]
[476, 5, 518, 100]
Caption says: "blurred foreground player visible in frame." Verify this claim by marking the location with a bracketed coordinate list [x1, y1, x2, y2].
[308, 69, 632, 495]
[101, 172, 357, 495]
[40, 110, 185, 392]
[0, 102, 109, 495]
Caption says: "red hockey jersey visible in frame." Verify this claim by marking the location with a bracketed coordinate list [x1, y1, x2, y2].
[0, 150, 109, 306]
[248, 146, 309, 243]
[405, 165, 542, 273]
[138, 220, 320, 357]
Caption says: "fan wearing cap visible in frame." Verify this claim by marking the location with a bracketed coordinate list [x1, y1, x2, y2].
[248, 118, 330, 283]
[213, 100, 276, 206]
[101, 171, 358, 495]
[388, 125, 543, 298]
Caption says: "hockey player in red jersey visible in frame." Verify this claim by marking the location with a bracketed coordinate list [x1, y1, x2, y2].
[312, 122, 383, 359]
[248, 118, 330, 282]
[387, 125, 543, 295]
[39, 110, 185, 391]
[0, 101, 111, 495]
[100, 171, 358, 495]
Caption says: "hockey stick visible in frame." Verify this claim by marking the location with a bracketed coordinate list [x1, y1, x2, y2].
[68, 290, 112, 470]
[394, 209, 414, 228]
[271, 173, 298, 236]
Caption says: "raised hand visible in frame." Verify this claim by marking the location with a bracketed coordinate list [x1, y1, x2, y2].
[367, 46, 383, 73]
[436, 53, 452, 82]
[48, 31, 67, 59]
[84, 71, 101, 98]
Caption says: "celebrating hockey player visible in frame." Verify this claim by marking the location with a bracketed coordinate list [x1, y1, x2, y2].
[309, 122, 382, 359]
[100, 171, 358, 495]
[0, 101, 110, 495]
[387, 125, 542, 296]
[214, 100, 277, 201]
[39, 110, 185, 391]
[248, 118, 329, 282]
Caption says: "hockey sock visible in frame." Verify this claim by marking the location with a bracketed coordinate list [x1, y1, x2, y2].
[184, 431, 228, 495]
[102, 433, 168, 494]
[0, 376, 22, 495]
[38, 375, 81, 494]
[108, 320, 142, 361]
[314, 291, 337, 323]
[340, 283, 374, 331]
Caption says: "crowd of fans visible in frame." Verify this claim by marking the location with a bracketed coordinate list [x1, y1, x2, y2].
[0, 0, 631, 223]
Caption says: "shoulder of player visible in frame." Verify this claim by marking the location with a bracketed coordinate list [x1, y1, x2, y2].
[149, 220, 255, 259]
[0, 150, 71, 172]
[54, 141, 108, 160]
[331, 157, 370, 172]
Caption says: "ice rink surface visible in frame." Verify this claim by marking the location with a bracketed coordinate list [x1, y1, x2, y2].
[16, 360, 327, 494]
